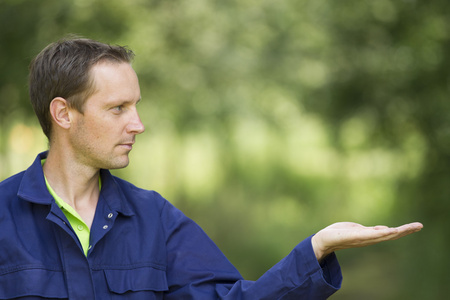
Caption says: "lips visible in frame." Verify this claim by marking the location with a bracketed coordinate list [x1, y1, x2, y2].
[120, 144, 133, 150]
[119, 141, 135, 150]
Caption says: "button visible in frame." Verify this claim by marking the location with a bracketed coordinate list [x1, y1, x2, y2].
[103, 225, 108, 230]
[108, 213, 113, 218]
[77, 225, 84, 231]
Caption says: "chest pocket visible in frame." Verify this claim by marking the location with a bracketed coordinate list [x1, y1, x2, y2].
[104, 265, 168, 299]
[0, 267, 68, 299]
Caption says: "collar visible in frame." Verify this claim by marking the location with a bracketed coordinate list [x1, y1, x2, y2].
[18, 151, 134, 217]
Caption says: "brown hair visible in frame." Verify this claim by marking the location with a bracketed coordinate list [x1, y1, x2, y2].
[29, 36, 135, 141]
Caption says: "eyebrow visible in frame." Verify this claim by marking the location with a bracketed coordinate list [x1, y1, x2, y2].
[111, 98, 141, 106]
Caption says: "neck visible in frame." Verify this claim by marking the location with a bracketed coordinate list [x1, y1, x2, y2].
[43, 146, 100, 227]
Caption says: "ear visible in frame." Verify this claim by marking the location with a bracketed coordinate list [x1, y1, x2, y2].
[49, 97, 72, 130]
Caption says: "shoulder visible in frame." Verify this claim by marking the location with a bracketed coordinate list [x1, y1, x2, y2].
[0, 172, 27, 223]
[111, 175, 164, 200]
[110, 175, 169, 212]
[0, 171, 25, 196]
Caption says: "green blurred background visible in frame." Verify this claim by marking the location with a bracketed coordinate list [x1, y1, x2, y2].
[1, 0, 448, 298]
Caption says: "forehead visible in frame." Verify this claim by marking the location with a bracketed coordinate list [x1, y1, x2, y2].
[88, 61, 140, 104]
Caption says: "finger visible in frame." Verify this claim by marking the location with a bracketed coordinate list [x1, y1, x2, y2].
[373, 225, 390, 230]
[395, 222, 423, 231]
[371, 223, 422, 242]
[388, 223, 423, 240]
[342, 227, 398, 245]
[355, 229, 406, 246]
[372, 222, 423, 235]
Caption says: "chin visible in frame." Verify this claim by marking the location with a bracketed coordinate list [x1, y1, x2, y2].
[103, 157, 130, 170]
[112, 161, 130, 170]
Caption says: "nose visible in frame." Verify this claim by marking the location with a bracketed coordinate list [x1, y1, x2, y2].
[127, 110, 145, 135]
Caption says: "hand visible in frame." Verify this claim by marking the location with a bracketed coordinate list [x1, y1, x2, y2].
[311, 222, 423, 262]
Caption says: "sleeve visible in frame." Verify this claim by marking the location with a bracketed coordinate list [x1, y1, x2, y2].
[161, 200, 342, 300]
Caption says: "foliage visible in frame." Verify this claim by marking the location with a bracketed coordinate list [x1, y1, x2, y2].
[1, 0, 448, 298]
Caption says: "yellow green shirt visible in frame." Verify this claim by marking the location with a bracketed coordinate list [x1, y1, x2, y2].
[44, 177, 91, 256]
[42, 159, 96, 256]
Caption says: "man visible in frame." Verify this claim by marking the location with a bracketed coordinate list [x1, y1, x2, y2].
[0, 37, 422, 299]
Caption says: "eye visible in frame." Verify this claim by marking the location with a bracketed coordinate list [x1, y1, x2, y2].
[112, 105, 123, 113]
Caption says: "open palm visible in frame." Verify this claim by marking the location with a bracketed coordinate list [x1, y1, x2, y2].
[311, 222, 423, 261]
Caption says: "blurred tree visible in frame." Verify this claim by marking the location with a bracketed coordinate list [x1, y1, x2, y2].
[302, 1, 450, 298]
[1, 0, 447, 298]
[0, 0, 41, 162]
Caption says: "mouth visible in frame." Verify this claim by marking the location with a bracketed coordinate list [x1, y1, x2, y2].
[119, 141, 135, 151]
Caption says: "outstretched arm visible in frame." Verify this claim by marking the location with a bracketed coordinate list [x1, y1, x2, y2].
[311, 222, 423, 262]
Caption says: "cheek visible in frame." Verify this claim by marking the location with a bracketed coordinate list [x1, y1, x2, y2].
[92, 119, 125, 141]
[78, 112, 126, 140]
[73, 118, 103, 141]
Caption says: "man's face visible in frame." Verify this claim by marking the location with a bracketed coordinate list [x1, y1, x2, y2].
[68, 61, 145, 170]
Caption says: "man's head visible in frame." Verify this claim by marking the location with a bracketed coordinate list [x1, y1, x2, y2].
[29, 37, 135, 141]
